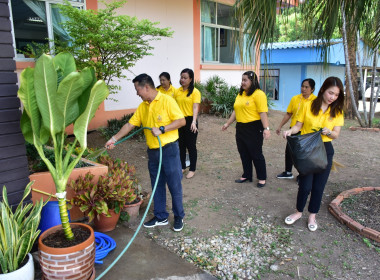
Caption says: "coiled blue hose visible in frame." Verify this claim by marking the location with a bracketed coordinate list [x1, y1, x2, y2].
[94, 232, 117, 264]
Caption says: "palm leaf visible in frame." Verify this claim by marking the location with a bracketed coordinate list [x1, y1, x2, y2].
[34, 54, 62, 135]
[56, 72, 84, 128]
[74, 80, 109, 149]
[53, 52, 77, 80]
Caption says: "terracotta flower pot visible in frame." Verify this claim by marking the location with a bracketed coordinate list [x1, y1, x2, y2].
[140, 191, 151, 209]
[123, 197, 143, 222]
[38, 223, 95, 280]
[93, 209, 120, 232]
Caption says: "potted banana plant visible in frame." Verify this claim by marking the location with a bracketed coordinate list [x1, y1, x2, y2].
[0, 182, 45, 280]
[17, 52, 109, 280]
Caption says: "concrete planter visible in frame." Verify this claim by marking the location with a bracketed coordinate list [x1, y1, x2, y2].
[38, 223, 95, 280]
[30, 158, 108, 221]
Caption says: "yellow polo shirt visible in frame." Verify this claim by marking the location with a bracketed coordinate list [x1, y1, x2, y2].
[157, 85, 176, 98]
[234, 89, 268, 123]
[174, 87, 201, 117]
[287, 93, 316, 127]
[129, 92, 184, 149]
[297, 102, 344, 142]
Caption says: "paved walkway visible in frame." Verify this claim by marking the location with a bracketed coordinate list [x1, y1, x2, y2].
[94, 225, 216, 280]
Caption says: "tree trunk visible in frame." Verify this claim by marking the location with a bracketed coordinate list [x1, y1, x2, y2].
[341, 1, 364, 126]
[369, 45, 379, 124]
[344, 8, 359, 119]
[356, 32, 368, 126]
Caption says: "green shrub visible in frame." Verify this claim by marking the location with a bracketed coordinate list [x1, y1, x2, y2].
[100, 114, 144, 140]
[198, 75, 275, 118]
[26, 143, 91, 174]
[211, 85, 239, 118]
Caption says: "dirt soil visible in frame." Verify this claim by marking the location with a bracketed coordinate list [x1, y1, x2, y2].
[88, 110, 380, 279]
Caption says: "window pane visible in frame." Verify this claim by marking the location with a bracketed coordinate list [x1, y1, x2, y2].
[202, 26, 218, 62]
[219, 29, 237, 63]
[11, 0, 48, 56]
[259, 70, 279, 100]
[217, 3, 233, 27]
[201, 0, 216, 24]
[50, 4, 71, 43]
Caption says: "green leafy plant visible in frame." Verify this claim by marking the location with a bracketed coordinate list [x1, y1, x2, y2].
[57, 0, 173, 94]
[210, 85, 239, 118]
[18, 52, 109, 240]
[0, 182, 45, 274]
[69, 155, 141, 222]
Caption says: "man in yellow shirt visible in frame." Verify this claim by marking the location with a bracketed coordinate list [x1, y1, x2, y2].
[105, 74, 186, 232]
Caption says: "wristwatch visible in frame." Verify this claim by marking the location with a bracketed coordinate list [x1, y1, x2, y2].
[265, 127, 270, 130]
[159, 126, 165, 134]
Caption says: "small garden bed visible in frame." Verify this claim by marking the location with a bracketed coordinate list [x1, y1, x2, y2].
[340, 190, 380, 232]
[329, 187, 380, 244]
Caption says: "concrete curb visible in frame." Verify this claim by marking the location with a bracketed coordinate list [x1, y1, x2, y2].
[329, 186, 380, 243]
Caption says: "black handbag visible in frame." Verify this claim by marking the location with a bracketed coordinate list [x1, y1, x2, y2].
[286, 130, 328, 176]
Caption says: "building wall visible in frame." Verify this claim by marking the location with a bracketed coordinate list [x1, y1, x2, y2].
[101, 0, 194, 112]
[200, 69, 246, 88]
[306, 65, 345, 93]
[267, 64, 302, 112]
[262, 64, 345, 112]
[0, 0, 30, 206]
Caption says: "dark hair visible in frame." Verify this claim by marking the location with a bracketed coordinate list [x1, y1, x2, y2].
[132, 73, 155, 89]
[239, 71, 260, 96]
[156, 72, 172, 89]
[180, 68, 194, 97]
[302, 78, 316, 92]
[311, 76, 344, 118]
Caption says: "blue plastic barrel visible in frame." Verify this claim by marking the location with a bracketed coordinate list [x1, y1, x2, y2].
[38, 201, 71, 235]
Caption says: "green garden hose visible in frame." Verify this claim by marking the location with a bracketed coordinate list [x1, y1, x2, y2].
[95, 126, 162, 280]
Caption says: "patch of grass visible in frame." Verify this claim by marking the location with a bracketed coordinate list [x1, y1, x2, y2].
[208, 202, 222, 212]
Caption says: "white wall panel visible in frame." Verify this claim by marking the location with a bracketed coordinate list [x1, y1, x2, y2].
[101, 0, 194, 111]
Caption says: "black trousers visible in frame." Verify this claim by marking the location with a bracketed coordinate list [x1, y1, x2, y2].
[285, 131, 300, 173]
[178, 116, 198, 171]
[296, 142, 334, 213]
[236, 120, 267, 181]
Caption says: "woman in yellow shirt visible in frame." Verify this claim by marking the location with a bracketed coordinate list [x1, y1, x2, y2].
[156, 72, 176, 98]
[283, 77, 344, 232]
[174, 68, 201, 179]
[221, 71, 270, 188]
[276, 79, 316, 179]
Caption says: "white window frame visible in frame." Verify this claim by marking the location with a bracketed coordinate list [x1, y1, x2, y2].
[9, 0, 86, 60]
[201, 0, 240, 64]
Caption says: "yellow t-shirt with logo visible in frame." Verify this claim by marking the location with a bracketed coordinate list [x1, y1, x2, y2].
[234, 89, 268, 123]
[296, 102, 344, 142]
[129, 92, 184, 149]
[157, 85, 177, 98]
[287, 93, 317, 127]
[174, 87, 201, 117]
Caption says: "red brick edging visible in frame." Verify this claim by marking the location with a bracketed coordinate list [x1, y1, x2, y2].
[349, 126, 380, 132]
[329, 187, 380, 243]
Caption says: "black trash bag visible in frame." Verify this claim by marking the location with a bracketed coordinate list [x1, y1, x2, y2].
[286, 130, 328, 176]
